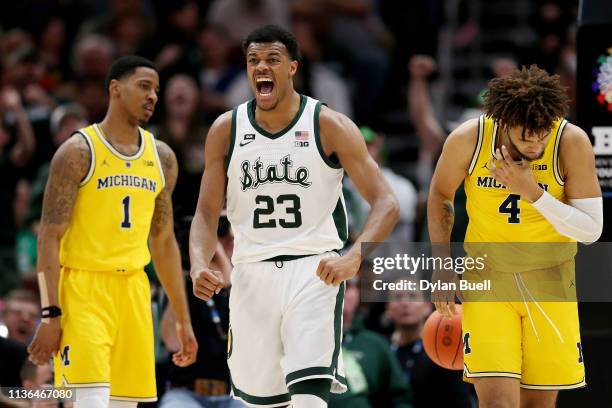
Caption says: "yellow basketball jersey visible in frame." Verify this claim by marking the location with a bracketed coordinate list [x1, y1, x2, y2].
[60, 124, 165, 271]
[464, 115, 572, 243]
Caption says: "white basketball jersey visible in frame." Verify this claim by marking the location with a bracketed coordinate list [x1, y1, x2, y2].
[226, 95, 347, 264]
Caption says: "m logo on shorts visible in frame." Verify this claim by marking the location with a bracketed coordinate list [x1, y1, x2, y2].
[463, 333, 472, 354]
[60, 345, 71, 366]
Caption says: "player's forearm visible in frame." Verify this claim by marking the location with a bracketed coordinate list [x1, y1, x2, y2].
[347, 192, 399, 258]
[36, 226, 62, 307]
[427, 190, 455, 243]
[531, 192, 603, 243]
[151, 236, 190, 323]
[188, 210, 220, 273]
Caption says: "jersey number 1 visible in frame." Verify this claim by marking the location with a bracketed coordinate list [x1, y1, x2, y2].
[499, 194, 520, 224]
[121, 196, 132, 228]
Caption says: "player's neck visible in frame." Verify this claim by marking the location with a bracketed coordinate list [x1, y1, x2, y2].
[98, 108, 140, 146]
[254, 91, 301, 133]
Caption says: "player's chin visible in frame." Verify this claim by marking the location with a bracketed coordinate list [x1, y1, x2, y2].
[255, 93, 277, 111]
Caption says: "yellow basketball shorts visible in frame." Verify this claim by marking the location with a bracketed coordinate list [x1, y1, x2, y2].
[462, 299, 586, 390]
[53, 267, 157, 402]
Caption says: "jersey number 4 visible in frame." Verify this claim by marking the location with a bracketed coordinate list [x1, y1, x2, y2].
[499, 194, 520, 224]
[254, 194, 302, 228]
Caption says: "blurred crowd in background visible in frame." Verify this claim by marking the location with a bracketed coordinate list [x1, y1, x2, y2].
[0, 0, 578, 407]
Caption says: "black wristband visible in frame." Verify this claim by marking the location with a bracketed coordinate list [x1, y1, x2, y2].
[41, 306, 62, 318]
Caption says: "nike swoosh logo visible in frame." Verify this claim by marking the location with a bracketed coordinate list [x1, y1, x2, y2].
[239, 140, 254, 147]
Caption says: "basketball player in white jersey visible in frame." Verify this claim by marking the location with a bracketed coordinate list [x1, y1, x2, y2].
[189, 25, 399, 407]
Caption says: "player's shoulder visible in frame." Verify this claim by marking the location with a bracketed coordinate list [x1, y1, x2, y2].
[208, 110, 234, 141]
[559, 122, 593, 157]
[51, 131, 92, 178]
[560, 122, 590, 145]
[318, 104, 361, 148]
[442, 117, 480, 154]
[318, 104, 354, 132]
[154, 139, 178, 173]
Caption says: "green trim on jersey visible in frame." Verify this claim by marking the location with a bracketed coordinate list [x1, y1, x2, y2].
[231, 381, 291, 406]
[225, 108, 238, 171]
[246, 94, 307, 139]
[331, 282, 345, 376]
[314, 102, 342, 169]
[332, 198, 348, 243]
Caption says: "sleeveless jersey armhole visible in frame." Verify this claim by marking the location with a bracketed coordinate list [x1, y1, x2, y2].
[76, 130, 95, 187]
[468, 115, 484, 175]
[225, 107, 238, 172]
[553, 120, 567, 186]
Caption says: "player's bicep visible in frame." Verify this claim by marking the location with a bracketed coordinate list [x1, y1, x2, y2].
[195, 114, 231, 216]
[322, 111, 392, 203]
[561, 125, 602, 199]
[40, 135, 91, 230]
[430, 122, 476, 199]
[151, 141, 178, 238]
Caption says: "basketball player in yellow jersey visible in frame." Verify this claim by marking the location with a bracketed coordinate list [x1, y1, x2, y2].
[27, 56, 197, 407]
[428, 65, 603, 408]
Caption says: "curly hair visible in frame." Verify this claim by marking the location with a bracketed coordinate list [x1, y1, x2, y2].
[483, 65, 569, 139]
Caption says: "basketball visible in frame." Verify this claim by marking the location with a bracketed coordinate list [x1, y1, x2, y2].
[422, 306, 464, 371]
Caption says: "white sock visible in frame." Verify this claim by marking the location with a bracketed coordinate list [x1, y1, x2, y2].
[75, 387, 110, 408]
[108, 401, 138, 408]
[290, 394, 327, 408]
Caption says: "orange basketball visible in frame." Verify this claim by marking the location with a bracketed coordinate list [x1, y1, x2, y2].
[422, 306, 464, 370]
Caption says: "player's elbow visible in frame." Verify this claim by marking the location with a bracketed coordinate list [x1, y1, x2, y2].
[580, 222, 603, 245]
[386, 192, 401, 227]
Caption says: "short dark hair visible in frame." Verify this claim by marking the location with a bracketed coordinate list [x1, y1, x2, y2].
[483, 65, 569, 138]
[104, 55, 157, 92]
[242, 25, 301, 62]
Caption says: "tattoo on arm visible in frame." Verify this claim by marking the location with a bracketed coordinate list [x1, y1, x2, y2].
[151, 141, 178, 237]
[441, 200, 455, 235]
[41, 136, 91, 226]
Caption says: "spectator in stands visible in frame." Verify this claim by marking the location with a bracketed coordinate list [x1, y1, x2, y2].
[159, 216, 240, 407]
[196, 24, 246, 121]
[344, 126, 417, 242]
[72, 34, 116, 81]
[0, 87, 35, 294]
[0, 335, 28, 388]
[153, 74, 207, 220]
[292, 16, 353, 117]
[206, 0, 290, 46]
[387, 289, 473, 408]
[2, 289, 39, 345]
[329, 276, 413, 408]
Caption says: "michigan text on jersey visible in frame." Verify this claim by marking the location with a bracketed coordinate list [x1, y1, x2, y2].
[96, 174, 158, 192]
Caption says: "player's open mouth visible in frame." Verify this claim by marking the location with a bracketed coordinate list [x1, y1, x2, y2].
[256, 77, 274, 96]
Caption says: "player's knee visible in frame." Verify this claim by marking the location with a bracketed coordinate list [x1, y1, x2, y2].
[288, 378, 331, 408]
[75, 387, 110, 408]
[478, 399, 516, 408]
[479, 401, 515, 408]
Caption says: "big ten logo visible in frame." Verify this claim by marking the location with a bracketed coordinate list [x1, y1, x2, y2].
[592, 127, 612, 155]
[294, 141, 309, 147]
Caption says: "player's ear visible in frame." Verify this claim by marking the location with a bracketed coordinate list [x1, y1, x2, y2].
[289, 60, 298, 77]
[109, 79, 121, 98]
